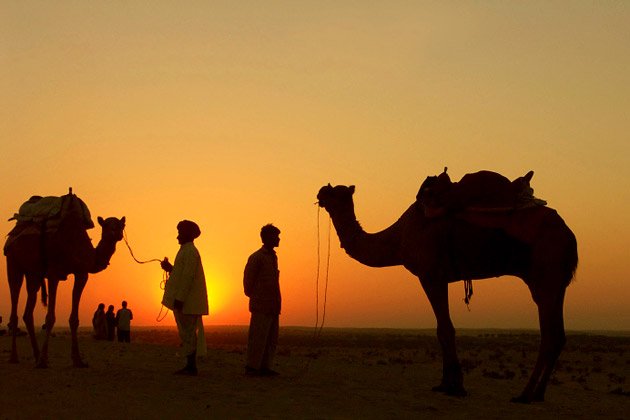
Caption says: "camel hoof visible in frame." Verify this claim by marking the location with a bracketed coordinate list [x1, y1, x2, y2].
[432, 384, 467, 397]
[510, 395, 532, 404]
[35, 361, 49, 369]
[432, 384, 448, 393]
[73, 361, 89, 368]
[9, 358, 19, 364]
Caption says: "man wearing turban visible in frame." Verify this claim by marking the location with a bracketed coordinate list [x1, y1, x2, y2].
[161, 220, 209, 375]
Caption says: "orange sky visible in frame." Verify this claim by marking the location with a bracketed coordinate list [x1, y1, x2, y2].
[1, 2, 629, 331]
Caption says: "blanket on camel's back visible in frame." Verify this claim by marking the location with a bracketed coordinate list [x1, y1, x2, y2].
[416, 168, 547, 217]
[4, 192, 94, 255]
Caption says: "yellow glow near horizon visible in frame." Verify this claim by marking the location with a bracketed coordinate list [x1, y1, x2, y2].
[1, 2, 629, 331]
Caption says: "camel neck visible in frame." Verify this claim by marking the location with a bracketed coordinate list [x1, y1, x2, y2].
[328, 204, 403, 268]
[91, 238, 117, 273]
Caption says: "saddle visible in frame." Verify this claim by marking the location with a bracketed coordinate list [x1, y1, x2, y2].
[416, 168, 546, 217]
[4, 192, 94, 255]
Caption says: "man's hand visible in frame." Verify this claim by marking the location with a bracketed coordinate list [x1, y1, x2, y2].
[161, 257, 173, 273]
[174, 299, 184, 311]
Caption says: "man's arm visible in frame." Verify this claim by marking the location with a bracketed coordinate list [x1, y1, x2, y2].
[243, 254, 259, 297]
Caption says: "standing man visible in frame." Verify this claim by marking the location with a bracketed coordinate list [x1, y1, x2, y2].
[243, 224, 281, 377]
[161, 220, 209, 376]
[115, 300, 133, 343]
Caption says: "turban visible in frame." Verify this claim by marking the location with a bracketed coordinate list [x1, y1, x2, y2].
[177, 220, 201, 239]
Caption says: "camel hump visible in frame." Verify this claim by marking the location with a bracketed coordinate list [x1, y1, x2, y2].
[417, 169, 546, 216]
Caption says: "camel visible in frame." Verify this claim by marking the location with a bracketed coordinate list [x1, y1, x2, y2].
[317, 171, 577, 403]
[4, 191, 125, 368]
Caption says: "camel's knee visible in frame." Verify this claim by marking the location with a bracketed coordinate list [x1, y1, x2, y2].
[45, 314, 56, 329]
[68, 317, 79, 330]
[8, 315, 19, 330]
[436, 322, 455, 344]
[22, 312, 34, 326]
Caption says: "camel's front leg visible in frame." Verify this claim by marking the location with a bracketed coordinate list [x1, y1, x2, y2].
[420, 277, 466, 397]
[7, 262, 24, 364]
[37, 278, 59, 368]
[23, 274, 43, 363]
[70, 274, 89, 368]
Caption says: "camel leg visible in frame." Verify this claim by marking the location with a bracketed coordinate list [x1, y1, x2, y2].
[38, 278, 59, 368]
[420, 277, 466, 397]
[7, 261, 23, 364]
[23, 273, 42, 363]
[512, 285, 566, 403]
[531, 288, 566, 401]
[70, 274, 89, 368]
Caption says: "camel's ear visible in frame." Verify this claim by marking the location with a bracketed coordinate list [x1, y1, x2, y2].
[349, 185, 355, 194]
[120, 216, 126, 227]
[524, 170, 534, 182]
[97, 216, 104, 226]
[327, 183, 332, 187]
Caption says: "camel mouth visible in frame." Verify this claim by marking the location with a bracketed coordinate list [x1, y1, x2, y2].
[317, 185, 334, 208]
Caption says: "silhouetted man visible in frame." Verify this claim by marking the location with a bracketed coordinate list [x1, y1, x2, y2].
[115, 300, 133, 342]
[161, 220, 209, 376]
[243, 224, 281, 377]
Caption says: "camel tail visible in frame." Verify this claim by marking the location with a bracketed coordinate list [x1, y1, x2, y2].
[40, 279, 48, 307]
[566, 229, 579, 285]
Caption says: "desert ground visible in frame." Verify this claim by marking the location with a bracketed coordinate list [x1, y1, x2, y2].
[1, 326, 628, 419]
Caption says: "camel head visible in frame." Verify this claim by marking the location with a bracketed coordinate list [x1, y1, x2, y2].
[97, 216, 126, 243]
[317, 184, 355, 214]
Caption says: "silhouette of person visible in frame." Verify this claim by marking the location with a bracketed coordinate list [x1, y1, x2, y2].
[243, 224, 282, 377]
[161, 220, 209, 376]
[105, 304, 116, 341]
[92, 303, 107, 340]
[115, 300, 133, 342]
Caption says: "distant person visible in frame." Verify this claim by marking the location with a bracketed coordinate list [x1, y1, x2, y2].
[105, 304, 116, 341]
[161, 220, 209, 376]
[115, 300, 133, 343]
[243, 224, 282, 377]
[92, 303, 107, 340]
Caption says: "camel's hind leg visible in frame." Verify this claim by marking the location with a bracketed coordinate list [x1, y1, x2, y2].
[532, 288, 567, 401]
[513, 284, 567, 403]
[7, 260, 24, 363]
[37, 278, 59, 368]
[420, 277, 466, 397]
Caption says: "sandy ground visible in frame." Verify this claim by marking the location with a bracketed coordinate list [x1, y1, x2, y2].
[1, 326, 628, 419]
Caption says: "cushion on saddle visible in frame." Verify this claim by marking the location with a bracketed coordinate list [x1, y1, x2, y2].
[10, 196, 63, 223]
[417, 169, 546, 217]
[9, 194, 93, 228]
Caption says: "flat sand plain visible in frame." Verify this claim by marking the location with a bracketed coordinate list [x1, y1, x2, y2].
[1, 326, 628, 419]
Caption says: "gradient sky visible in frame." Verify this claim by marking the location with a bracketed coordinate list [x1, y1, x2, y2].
[2, 1, 629, 331]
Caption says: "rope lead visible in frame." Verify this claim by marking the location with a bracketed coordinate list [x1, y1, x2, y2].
[122, 229, 170, 321]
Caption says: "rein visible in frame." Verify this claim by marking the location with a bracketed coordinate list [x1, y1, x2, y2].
[314, 205, 332, 338]
[122, 229, 170, 321]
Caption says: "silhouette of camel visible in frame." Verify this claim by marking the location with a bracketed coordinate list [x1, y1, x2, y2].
[317, 172, 577, 403]
[4, 191, 125, 368]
